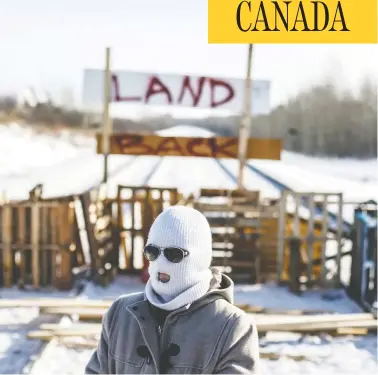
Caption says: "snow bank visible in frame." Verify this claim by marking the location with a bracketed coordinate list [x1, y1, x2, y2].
[282, 151, 377, 184]
[0, 123, 94, 177]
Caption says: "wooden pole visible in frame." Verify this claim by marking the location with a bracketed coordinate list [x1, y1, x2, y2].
[336, 193, 343, 286]
[2, 205, 12, 287]
[102, 47, 112, 185]
[31, 202, 40, 289]
[237, 44, 253, 190]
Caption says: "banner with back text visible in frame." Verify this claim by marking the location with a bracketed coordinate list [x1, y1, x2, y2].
[96, 133, 282, 160]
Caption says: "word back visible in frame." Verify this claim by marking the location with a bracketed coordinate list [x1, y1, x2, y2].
[96, 133, 282, 160]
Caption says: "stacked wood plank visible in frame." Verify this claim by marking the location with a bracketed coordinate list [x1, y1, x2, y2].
[0, 184, 182, 290]
[277, 191, 345, 292]
[193, 189, 279, 283]
[0, 193, 79, 289]
[0, 297, 373, 345]
[80, 188, 119, 286]
[0, 185, 117, 290]
[27, 313, 377, 340]
[10, 298, 375, 340]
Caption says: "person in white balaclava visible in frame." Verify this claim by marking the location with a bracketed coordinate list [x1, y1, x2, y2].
[144, 205, 213, 311]
[85, 206, 260, 374]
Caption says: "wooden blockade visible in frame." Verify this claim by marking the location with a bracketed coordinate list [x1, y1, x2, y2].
[0, 198, 78, 289]
[0, 188, 114, 290]
[0, 184, 181, 289]
[193, 188, 280, 282]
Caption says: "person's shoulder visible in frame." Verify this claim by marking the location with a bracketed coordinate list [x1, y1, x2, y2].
[106, 292, 145, 317]
[212, 299, 256, 326]
[214, 298, 246, 316]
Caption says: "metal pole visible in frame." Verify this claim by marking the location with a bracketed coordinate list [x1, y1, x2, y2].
[102, 47, 112, 185]
[237, 44, 254, 190]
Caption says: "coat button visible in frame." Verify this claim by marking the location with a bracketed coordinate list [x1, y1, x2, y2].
[136, 345, 149, 358]
[168, 343, 180, 356]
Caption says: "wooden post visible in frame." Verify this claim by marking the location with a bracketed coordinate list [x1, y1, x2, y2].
[50, 206, 57, 287]
[102, 47, 112, 187]
[117, 186, 128, 270]
[307, 195, 315, 284]
[18, 206, 26, 287]
[41, 206, 49, 286]
[237, 44, 253, 190]
[57, 204, 73, 290]
[321, 196, 328, 287]
[2, 205, 12, 287]
[293, 193, 300, 237]
[289, 237, 301, 294]
[277, 190, 287, 282]
[31, 202, 40, 289]
[336, 193, 343, 286]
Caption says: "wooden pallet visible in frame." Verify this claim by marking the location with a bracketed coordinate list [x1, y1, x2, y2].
[0, 196, 77, 289]
[0, 185, 117, 290]
[193, 189, 280, 283]
[106, 185, 179, 272]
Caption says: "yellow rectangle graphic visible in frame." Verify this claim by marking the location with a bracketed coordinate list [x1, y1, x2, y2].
[208, 0, 377, 43]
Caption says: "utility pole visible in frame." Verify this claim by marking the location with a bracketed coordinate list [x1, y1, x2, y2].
[102, 47, 112, 186]
[237, 44, 254, 190]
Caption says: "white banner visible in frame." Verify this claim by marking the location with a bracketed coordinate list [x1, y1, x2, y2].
[82, 69, 270, 115]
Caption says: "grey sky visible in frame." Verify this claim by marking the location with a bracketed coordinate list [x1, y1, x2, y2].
[0, 0, 377, 115]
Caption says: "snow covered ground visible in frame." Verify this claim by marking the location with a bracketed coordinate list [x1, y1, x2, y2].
[0, 122, 377, 374]
[1, 278, 377, 375]
[27, 327, 377, 375]
[0, 288, 73, 374]
[11, 276, 375, 375]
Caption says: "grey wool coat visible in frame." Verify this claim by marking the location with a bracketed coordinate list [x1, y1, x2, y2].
[85, 272, 260, 374]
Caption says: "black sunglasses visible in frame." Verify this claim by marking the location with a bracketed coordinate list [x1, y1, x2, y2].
[144, 244, 189, 263]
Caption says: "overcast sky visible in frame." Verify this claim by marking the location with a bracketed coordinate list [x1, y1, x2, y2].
[0, 0, 377, 116]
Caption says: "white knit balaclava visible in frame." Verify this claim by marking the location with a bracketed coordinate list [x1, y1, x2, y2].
[145, 205, 213, 311]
